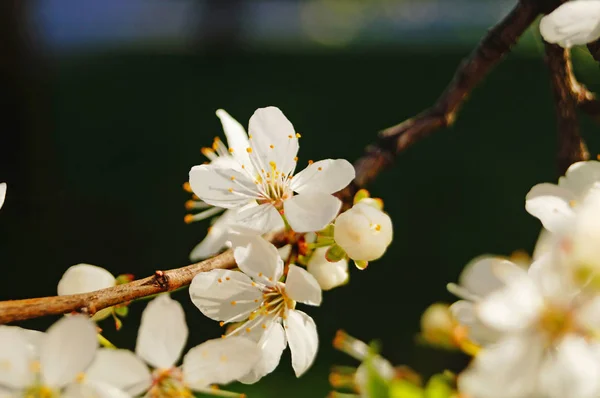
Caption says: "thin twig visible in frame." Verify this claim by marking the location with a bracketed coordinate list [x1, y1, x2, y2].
[337, 0, 540, 203]
[0, 232, 287, 324]
[545, 43, 590, 174]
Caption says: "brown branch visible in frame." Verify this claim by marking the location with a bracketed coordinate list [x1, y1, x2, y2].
[0, 232, 288, 324]
[545, 43, 589, 175]
[337, 0, 540, 203]
[2, 0, 597, 324]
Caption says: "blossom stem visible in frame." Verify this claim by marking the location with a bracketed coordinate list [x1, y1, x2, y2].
[97, 333, 117, 349]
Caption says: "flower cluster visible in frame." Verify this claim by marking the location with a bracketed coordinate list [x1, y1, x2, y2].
[443, 160, 600, 398]
[0, 106, 396, 397]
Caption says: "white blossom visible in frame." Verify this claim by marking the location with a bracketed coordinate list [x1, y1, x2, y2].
[333, 202, 393, 262]
[189, 106, 355, 234]
[186, 109, 252, 261]
[86, 294, 260, 397]
[57, 264, 117, 321]
[540, 0, 600, 48]
[446, 255, 523, 345]
[458, 251, 600, 398]
[0, 315, 129, 397]
[564, 190, 600, 275]
[526, 160, 600, 233]
[189, 236, 322, 382]
[307, 246, 349, 291]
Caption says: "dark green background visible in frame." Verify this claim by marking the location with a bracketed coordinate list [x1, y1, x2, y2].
[1, 34, 600, 396]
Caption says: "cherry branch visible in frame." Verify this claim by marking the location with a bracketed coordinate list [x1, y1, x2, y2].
[545, 43, 590, 175]
[2, 0, 600, 324]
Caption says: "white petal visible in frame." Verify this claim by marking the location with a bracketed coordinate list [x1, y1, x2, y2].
[136, 295, 188, 369]
[62, 381, 132, 398]
[216, 109, 250, 165]
[459, 256, 524, 300]
[459, 333, 544, 398]
[0, 183, 6, 210]
[86, 349, 152, 396]
[233, 203, 285, 235]
[0, 326, 46, 358]
[40, 315, 98, 388]
[189, 269, 262, 322]
[476, 275, 543, 332]
[284, 192, 341, 233]
[561, 160, 600, 198]
[57, 264, 116, 296]
[248, 106, 299, 176]
[538, 336, 600, 398]
[284, 310, 318, 377]
[277, 244, 293, 262]
[0, 327, 34, 390]
[239, 322, 287, 384]
[285, 265, 322, 306]
[306, 247, 349, 291]
[189, 209, 237, 261]
[183, 336, 261, 389]
[540, 1, 600, 47]
[533, 228, 554, 261]
[189, 164, 258, 209]
[525, 183, 575, 233]
[449, 301, 500, 346]
[290, 159, 355, 195]
[233, 237, 284, 285]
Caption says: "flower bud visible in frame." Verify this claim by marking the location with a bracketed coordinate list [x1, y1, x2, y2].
[58, 264, 116, 321]
[420, 303, 457, 348]
[333, 203, 393, 262]
[307, 247, 349, 291]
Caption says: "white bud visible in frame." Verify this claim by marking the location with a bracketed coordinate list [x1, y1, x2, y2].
[420, 303, 456, 346]
[306, 247, 349, 291]
[333, 202, 393, 262]
[58, 264, 116, 321]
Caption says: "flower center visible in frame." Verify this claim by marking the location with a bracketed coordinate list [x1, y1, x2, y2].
[538, 306, 574, 342]
[23, 385, 58, 398]
[148, 368, 192, 398]
[255, 162, 293, 207]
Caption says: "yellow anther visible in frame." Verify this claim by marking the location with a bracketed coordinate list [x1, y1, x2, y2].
[231, 301, 237, 306]
[184, 214, 194, 224]
[262, 324, 267, 329]
[249, 134, 253, 139]
[218, 278, 222, 283]
[318, 167, 322, 171]
[226, 277, 230, 281]
[288, 135, 293, 139]
[254, 299, 259, 303]
[228, 188, 233, 193]
[220, 321, 225, 327]
[375, 224, 381, 231]
[184, 200, 196, 210]
[270, 144, 274, 149]
[229, 148, 234, 153]
[230, 176, 235, 181]
[76, 372, 86, 383]
[246, 147, 253, 153]
[241, 164, 245, 169]
[183, 182, 192, 192]
[570, 200, 577, 208]
[258, 272, 263, 277]
[294, 156, 298, 162]
[296, 133, 301, 138]
[246, 328, 251, 333]
[308, 160, 314, 165]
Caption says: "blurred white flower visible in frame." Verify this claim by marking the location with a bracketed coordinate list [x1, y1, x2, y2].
[0, 182, 6, 210]
[57, 264, 117, 321]
[190, 236, 322, 382]
[307, 246, 349, 290]
[0, 315, 129, 397]
[526, 160, 600, 233]
[189, 106, 355, 234]
[446, 255, 523, 346]
[186, 109, 252, 261]
[333, 202, 393, 263]
[458, 252, 600, 398]
[566, 190, 600, 276]
[540, 0, 600, 48]
[86, 294, 259, 397]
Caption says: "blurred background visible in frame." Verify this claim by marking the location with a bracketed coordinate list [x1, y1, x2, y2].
[1, 0, 600, 396]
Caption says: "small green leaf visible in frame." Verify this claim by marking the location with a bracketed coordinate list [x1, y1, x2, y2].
[114, 306, 129, 317]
